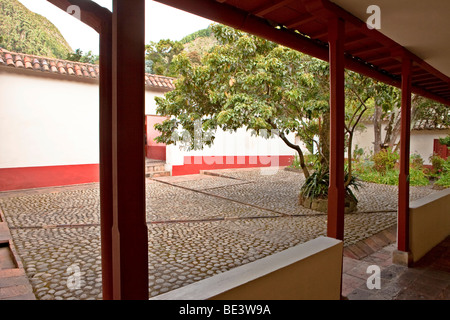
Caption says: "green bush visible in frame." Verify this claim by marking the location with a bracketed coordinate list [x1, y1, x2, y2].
[300, 166, 361, 202]
[435, 159, 450, 188]
[410, 153, 424, 170]
[353, 159, 429, 186]
[372, 148, 399, 174]
[429, 153, 446, 174]
[439, 135, 450, 146]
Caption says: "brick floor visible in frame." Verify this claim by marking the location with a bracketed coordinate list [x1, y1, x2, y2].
[0, 209, 35, 300]
[343, 230, 450, 300]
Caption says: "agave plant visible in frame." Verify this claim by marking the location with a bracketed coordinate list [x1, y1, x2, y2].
[300, 166, 362, 202]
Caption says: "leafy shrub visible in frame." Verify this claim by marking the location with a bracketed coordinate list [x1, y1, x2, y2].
[439, 135, 450, 146]
[410, 153, 424, 170]
[290, 153, 317, 169]
[353, 159, 429, 186]
[435, 172, 450, 188]
[429, 153, 446, 174]
[353, 145, 364, 161]
[372, 148, 399, 174]
[435, 159, 450, 188]
[300, 167, 361, 202]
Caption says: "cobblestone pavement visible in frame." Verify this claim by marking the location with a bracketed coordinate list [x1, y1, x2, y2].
[0, 167, 438, 300]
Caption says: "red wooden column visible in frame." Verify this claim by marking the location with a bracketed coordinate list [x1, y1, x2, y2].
[99, 15, 113, 300]
[394, 57, 413, 266]
[111, 0, 148, 299]
[327, 17, 346, 241]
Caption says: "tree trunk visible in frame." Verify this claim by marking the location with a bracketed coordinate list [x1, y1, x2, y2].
[279, 132, 310, 179]
[319, 112, 330, 171]
[373, 103, 382, 154]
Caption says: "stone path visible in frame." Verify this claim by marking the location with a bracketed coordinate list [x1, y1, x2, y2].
[0, 167, 439, 300]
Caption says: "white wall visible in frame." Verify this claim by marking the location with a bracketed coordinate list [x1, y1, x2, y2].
[145, 90, 163, 115]
[0, 71, 99, 168]
[166, 127, 299, 166]
[353, 122, 449, 164]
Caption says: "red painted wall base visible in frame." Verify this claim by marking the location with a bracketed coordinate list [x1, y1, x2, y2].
[0, 164, 100, 192]
[172, 155, 294, 176]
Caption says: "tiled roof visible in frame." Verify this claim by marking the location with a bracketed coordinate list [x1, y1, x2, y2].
[363, 114, 449, 131]
[0, 48, 175, 90]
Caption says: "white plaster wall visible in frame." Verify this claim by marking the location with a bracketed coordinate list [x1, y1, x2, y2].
[0, 71, 99, 168]
[145, 90, 163, 115]
[166, 127, 299, 166]
[353, 122, 449, 164]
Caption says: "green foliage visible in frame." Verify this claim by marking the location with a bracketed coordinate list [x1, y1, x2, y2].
[429, 153, 446, 174]
[300, 166, 361, 201]
[354, 160, 429, 186]
[435, 173, 450, 188]
[0, 0, 72, 58]
[300, 169, 329, 200]
[410, 153, 424, 170]
[180, 26, 213, 44]
[66, 48, 99, 64]
[155, 24, 330, 154]
[290, 153, 317, 169]
[434, 158, 450, 188]
[145, 39, 184, 76]
[439, 135, 450, 146]
[353, 145, 365, 161]
[372, 148, 399, 174]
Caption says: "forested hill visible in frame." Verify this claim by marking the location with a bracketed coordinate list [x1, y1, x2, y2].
[0, 0, 72, 58]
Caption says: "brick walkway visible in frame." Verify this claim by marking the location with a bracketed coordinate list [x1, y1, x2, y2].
[0, 167, 447, 300]
[342, 228, 450, 300]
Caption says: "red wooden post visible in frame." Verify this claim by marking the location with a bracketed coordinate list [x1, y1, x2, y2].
[111, 0, 148, 299]
[327, 17, 346, 241]
[397, 57, 412, 254]
[99, 15, 113, 300]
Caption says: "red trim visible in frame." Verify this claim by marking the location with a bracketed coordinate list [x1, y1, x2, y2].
[171, 155, 294, 176]
[0, 164, 99, 192]
[398, 58, 412, 253]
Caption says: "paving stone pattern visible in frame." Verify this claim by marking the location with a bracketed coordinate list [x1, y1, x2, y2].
[0, 168, 438, 300]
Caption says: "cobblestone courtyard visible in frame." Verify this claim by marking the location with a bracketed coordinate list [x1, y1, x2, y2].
[0, 168, 438, 300]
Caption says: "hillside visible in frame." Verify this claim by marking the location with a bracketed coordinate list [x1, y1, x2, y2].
[0, 0, 72, 59]
[181, 26, 218, 58]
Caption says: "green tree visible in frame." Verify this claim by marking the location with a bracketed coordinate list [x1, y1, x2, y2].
[155, 24, 371, 203]
[145, 39, 184, 76]
[155, 24, 332, 179]
[66, 48, 99, 64]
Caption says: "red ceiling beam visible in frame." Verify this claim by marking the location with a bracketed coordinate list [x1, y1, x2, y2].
[252, 0, 296, 17]
[344, 34, 367, 46]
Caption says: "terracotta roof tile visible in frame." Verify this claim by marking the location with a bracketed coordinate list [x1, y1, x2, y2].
[5, 53, 14, 66]
[42, 60, 50, 72]
[14, 55, 24, 68]
[24, 56, 33, 69]
[0, 48, 175, 90]
[32, 58, 41, 70]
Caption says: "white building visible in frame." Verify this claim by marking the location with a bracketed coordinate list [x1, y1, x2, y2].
[0, 49, 296, 191]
